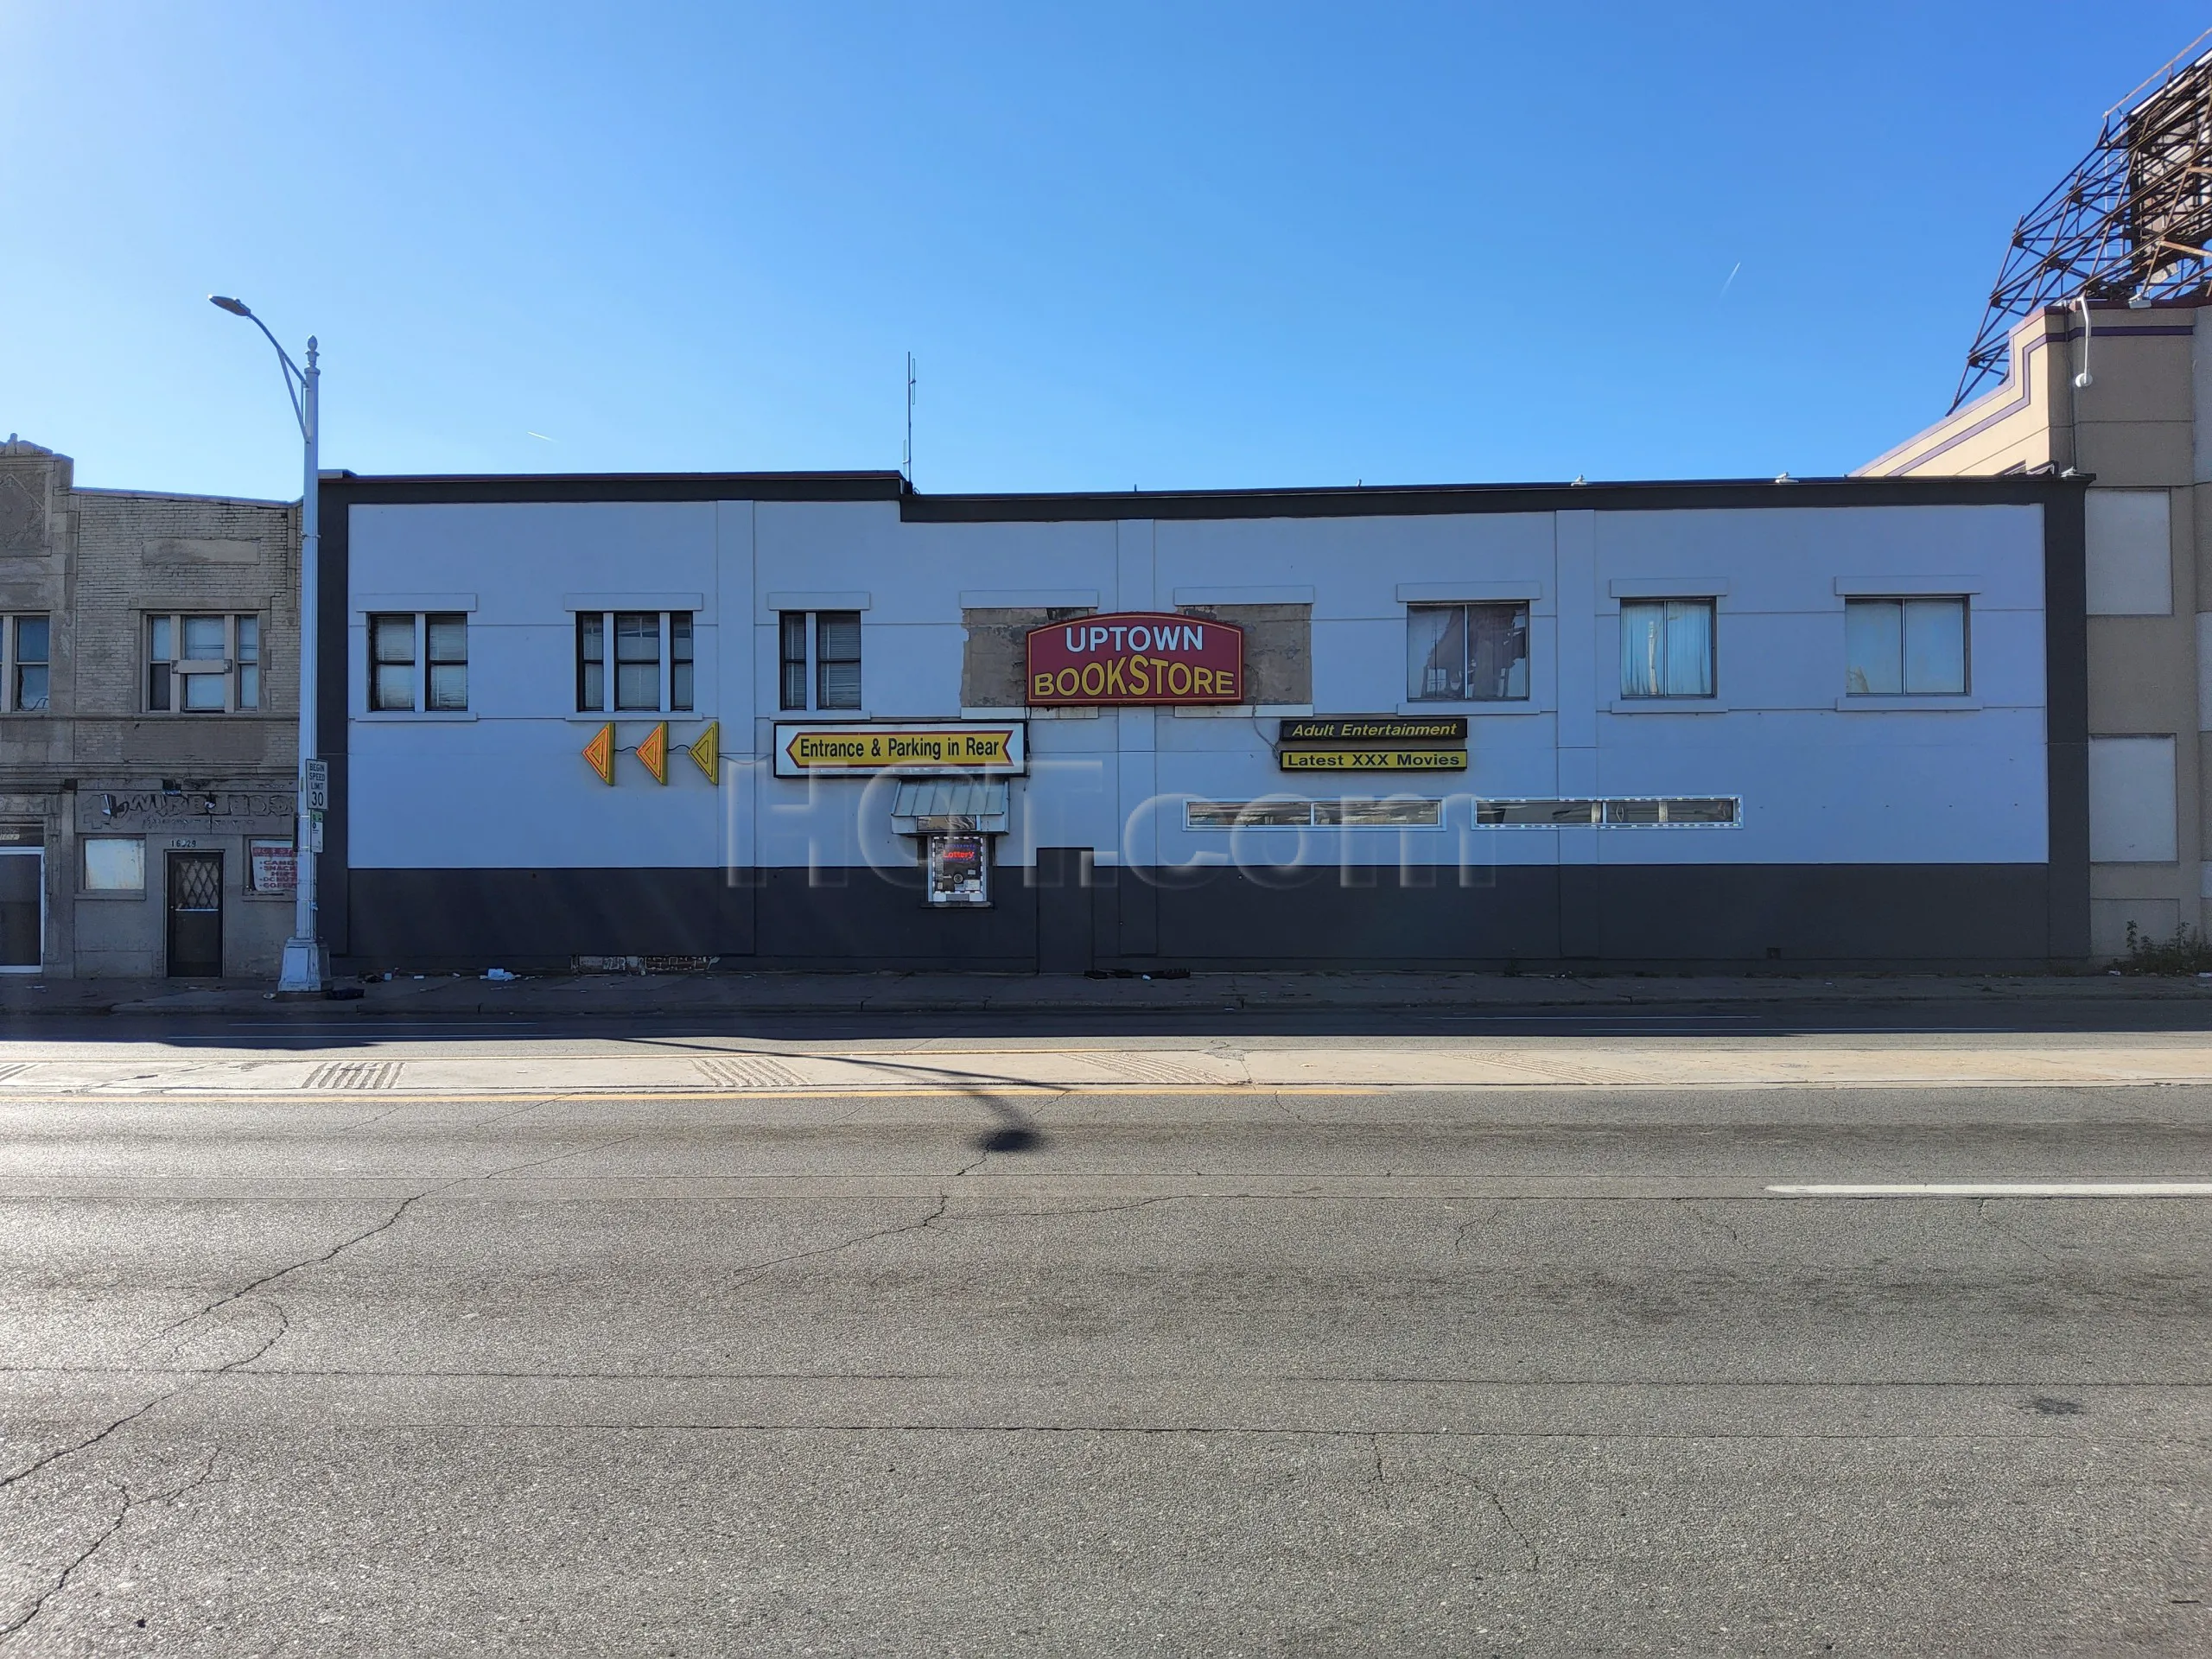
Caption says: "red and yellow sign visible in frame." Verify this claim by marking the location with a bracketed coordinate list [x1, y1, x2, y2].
[636, 721, 670, 785]
[582, 723, 615, 785]
[1026, 612, 1243, 706]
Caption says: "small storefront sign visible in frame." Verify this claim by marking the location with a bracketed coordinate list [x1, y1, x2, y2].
[1026, 613, 1243, 706]
[1280, 747, 1467, 772]
[925, 834, 990, 906]
[1277, 713, 1468, 772]
[250, 838, 298, 893]
[775, 722, 1027, 778]
[1279, 716, 1466, 744]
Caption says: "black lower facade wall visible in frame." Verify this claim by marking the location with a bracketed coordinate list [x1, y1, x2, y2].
[344, 860, 2076, 973]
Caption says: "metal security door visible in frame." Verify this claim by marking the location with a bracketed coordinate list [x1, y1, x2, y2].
[166, 851, 224, 977]
[0, 850, 41, 970]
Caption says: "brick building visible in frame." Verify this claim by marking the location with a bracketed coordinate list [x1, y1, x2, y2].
[0, 435, 300, 977]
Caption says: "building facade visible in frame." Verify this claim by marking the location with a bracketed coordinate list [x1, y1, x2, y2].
[0, 437, 300, 978]
[1860, 299, 2208, 957]
[315, 469, 2088, 973]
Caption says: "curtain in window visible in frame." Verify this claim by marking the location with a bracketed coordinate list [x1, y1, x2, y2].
[235, 616, 259, 709]
[13, 617, 48, 711]
[779, 613, 808, 710]
[1845, 600, 1902, 695]
[614, 613, 660, 710]
[670, 613, 694, 712]
[1406, 607, 1465, 701]
[817, 612, 861, 709]
[426, 614, 467, 710]
[1620, 601, 1713, 697]
[1467, 604, 1529, 700]
[1902, 599, 1967, 694]
[577, 614, 605, 711]
[370, 614, 416, 711]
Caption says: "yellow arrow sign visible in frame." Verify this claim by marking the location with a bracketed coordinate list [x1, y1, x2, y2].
[582, 723, 615, 785]
[687, 721, 719, 785]
[636, 721, 670, 785]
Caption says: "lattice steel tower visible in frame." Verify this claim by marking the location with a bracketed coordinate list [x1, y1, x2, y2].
[1955, 31, 2212, 410]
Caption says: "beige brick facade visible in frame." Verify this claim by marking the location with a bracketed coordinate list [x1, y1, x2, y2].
[1859, 302, 2208, 957]
[0, 436, 299, 976]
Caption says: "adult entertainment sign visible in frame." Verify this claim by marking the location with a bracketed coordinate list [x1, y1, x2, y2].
[775, 722, 1027, 778]
[1279, 716, 1466, 745]
[1026, 612, 1243, 706]
[1277, 713, 1468, 773]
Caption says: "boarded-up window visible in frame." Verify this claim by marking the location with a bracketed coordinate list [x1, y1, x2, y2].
[962, 607, 1095, 708]
[2088, 734, 2177, 862]
[1174, 604, 1311, 706]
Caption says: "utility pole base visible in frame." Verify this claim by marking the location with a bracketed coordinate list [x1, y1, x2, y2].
[277, 938, 328, 994]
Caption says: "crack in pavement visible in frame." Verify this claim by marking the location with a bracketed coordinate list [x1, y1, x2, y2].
[172, 1196, 431, 1332]
[953, 1197, 1176, 1222]
[1442, 1465, 1541, 1573]
[1452, 1204, 1502, 1257]
[1977, 1198, 2061, 1265]
[156, 1122, 644, 1345]
[727, 1196, 952, 1288]
[473, 1129, 647, 1184]
[0, 1310, 280, 1497]
[1674, 1198, 1744, 1246]
[0, 1485, 127, 1638]
[0, 1449, 220, 1638]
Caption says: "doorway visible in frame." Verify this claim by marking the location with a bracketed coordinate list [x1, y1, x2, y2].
[166, 850, 224, 977]
[0, 847, 41, 971]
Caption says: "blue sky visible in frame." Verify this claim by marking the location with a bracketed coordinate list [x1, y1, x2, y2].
[4, 3, 2205, 499]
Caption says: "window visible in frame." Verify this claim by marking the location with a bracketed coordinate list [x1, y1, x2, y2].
[779, 610, 862, 711]
[1619, 600, 1715, 698]
[1475, 797, 1739, 828]
[370, 613, 414, 710]
[427, 614, 467, 710]
[1, 615, 48, 712]
[370, 612, 467, 712]
[779, 613, 807, 709]
[575, 611, 694, 714]
[615, 613, 659, 709]
[578, 613, 605, 711]
[671, 613, 694, 712]
[1845, 597, 1967, 696]
[82, 836, 145, 892]
[1185, 798, 1443, 829]
[1407, 603, 1529, 702]
[147, 613, 261, 713]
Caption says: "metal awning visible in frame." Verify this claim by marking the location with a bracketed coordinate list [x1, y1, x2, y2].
[890, 779, 1009, 835]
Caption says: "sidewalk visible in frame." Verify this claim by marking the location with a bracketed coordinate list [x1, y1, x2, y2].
[3, 967, 2209, 1019]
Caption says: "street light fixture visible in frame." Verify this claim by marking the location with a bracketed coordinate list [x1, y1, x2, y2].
[210, 295, 326, 992]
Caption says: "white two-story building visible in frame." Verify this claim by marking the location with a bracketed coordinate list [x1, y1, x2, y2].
[314, 469, 2088, 973]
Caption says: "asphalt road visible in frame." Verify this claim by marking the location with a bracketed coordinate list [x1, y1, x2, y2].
[2, 1022, 2209, 1654]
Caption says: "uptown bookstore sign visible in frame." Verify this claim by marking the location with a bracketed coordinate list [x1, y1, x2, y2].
[1027, 612, 1243, 706]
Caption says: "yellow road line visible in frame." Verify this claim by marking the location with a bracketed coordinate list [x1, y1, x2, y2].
[3, 1077, 2209, 1103]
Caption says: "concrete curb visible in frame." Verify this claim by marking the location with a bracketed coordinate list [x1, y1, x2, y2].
[3, 969, 2202, 1020]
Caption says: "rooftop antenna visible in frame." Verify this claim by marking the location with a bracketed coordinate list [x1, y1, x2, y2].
[903, 352, 916, 484]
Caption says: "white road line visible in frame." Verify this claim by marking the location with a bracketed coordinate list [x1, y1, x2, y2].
[1766, 1181, 2212, 1198]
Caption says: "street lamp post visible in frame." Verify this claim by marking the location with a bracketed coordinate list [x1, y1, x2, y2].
[210, 296, 326, 992]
